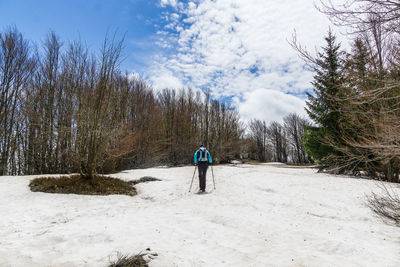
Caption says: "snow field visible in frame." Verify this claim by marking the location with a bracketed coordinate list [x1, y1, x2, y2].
[0, 164, 399, 266]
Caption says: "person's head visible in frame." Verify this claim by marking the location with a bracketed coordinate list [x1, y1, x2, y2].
[200, 145, 205, 151]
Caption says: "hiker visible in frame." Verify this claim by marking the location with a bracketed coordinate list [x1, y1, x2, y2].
[194, 145, 212, 193]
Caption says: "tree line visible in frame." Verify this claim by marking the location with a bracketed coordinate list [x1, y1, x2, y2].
[0, 27, 251, 176]
[247, 114, 312, 164]
[0, 27, 313, 177]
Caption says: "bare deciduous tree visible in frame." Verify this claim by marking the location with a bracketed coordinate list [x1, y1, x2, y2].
[283, 113, 311, 164]
[0, 27, 35, 175]
[318, 0, 400, 35]
[248, 119, 268, 162]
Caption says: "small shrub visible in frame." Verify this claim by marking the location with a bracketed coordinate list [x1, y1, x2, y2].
[108, 253, 149, 267]
[367, 184, 400, 226]
[29, 174, 136, 196]
[128, 176, 161, 185]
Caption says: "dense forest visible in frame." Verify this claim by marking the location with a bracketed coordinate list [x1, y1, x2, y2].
[0, 28, 311, 177]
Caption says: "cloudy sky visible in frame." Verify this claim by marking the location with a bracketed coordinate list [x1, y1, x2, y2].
[0, 0, 344, 124]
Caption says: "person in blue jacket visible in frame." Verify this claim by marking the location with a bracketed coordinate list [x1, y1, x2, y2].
[194, 145, 212, 193]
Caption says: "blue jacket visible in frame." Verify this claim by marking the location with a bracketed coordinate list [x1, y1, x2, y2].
[194, 148, 212, 164]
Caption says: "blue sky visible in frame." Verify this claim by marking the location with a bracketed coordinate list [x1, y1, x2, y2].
[0, 0, 175, 72]
[0, 0, 343, 124]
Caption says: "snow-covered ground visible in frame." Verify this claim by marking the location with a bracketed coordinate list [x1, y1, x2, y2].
[0, 164, 399, 267]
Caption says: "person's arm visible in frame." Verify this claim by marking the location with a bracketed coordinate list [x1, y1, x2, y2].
[194, 150, 198, 164]
[208, 151, 212, 164]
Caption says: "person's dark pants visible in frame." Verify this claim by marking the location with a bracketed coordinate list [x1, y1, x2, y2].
[198, 161, 209, 191]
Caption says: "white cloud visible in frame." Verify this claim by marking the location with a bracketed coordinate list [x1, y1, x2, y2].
[159, 0, 178, 8]
[149, 0, 347, 123]
[149, 70, 184, 90]
[237, 89, 308, 125]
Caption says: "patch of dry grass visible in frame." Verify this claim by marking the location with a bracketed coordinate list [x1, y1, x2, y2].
[108, 249, 158, 267]
[128, 176, 161, 185]
[108, 253, 148, 267]
[29, 174, 136, 196]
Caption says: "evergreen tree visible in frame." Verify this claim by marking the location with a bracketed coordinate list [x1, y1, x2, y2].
[303, 30, 344, 169]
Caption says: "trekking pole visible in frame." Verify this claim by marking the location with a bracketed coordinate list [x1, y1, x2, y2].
[211, 165, 216, 190]
[189, 166, 197, 192]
